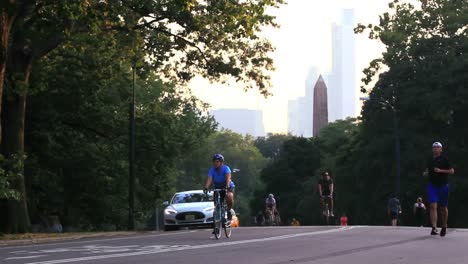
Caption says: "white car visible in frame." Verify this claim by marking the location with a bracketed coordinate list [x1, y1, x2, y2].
[163, 190, 215, 231]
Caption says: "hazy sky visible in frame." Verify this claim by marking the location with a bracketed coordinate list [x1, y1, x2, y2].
[190, 0, 394, 134]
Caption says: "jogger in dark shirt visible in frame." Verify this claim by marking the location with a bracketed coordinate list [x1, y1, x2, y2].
[423, 142, 454, 237]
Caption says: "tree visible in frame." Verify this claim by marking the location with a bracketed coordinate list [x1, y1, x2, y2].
[1, 0, 284, 232]
[354, 0, 468, 226]
[252, 137, 322, 225]
[22, 29, 217, 230]
[254, 133, 291, 160]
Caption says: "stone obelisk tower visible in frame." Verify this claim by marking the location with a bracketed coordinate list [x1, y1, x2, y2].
[313, 75, 329, 137]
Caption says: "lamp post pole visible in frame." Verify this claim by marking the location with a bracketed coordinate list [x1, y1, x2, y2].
[392, 109, 401, 197]
[128, 64, 136, 230]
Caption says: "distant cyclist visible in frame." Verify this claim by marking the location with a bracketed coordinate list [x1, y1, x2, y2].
[265, 193, 277, 217]
[318, 170, 334, 217]
[204, 153, 235, 220]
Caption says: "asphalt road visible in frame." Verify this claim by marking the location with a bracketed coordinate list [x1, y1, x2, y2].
[1, 226, 468, 264]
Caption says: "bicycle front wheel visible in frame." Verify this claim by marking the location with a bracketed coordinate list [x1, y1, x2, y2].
[224, 220, 232, 238]
[213, 205, 222, 239]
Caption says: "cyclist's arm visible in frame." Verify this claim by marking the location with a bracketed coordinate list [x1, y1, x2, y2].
[318, 184, 322, 196]
[330, 183, 334, 196]
[204, 176, 212, 189]
[225, 172, 231, 188]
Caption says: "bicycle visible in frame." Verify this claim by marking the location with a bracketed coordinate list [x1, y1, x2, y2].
[264, 207, 274, 226]
[211, 188, 232, 239]
[265, 207, 280, 226]
[321, 195, 333, 225]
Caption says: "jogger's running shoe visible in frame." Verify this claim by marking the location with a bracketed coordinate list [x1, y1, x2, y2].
[431, 227, 438, 235]
[440, 227, 447, 237]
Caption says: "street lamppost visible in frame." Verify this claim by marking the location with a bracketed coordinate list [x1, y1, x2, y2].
[128, 64, 136, 230]
[360, 95, 401, 197]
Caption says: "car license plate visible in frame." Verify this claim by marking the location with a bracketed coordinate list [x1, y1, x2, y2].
[185, 215, 195, 220]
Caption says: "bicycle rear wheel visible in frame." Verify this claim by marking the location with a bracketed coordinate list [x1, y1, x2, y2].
[213, 205, 222, 239]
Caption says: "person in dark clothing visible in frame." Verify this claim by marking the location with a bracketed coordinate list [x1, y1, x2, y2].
[413, 197, 426, 227]
[318, 170, 334, 217]
[387, 195, 401, 226]
[423, 141, 454, 237]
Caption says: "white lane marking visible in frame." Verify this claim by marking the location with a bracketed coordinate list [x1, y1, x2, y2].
[26, 227, 357, 264]
[5, 255, 47, 260]
[0, 230, 199, 250]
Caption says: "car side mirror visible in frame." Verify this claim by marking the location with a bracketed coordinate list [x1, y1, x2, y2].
[163, 201, 169, 206]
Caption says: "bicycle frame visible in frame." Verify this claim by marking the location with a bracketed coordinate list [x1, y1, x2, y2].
[211, 188, 231, 239]
[321, 195, 332, 225]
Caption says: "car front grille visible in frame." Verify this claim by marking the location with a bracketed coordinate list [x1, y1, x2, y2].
[175, 211, 205, 221]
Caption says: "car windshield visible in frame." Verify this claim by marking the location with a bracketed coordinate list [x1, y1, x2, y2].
[172, 193, 213, 204]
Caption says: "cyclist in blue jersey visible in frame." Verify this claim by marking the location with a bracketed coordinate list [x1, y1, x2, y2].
[203, 154, 236, 220]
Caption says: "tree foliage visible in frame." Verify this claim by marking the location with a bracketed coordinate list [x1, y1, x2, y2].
[1, 0, 284, 232]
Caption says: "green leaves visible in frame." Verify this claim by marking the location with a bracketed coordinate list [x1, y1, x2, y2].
[352, 0, 468, 226]
[0, 154, 21, 200]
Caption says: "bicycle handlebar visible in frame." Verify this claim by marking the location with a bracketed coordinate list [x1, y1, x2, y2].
[210, 188, 227, 192]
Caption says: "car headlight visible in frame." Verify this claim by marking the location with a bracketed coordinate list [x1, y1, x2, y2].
[203, 206, 215, 212]
[164, 208, 177, 215]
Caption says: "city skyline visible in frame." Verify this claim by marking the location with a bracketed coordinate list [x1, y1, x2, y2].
[191, 1, 393, 134]
[210, 109, 265, 137]
[328, 9, 357, 122]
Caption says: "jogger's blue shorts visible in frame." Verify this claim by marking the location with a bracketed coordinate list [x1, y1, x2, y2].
[427, 183, 449, 207]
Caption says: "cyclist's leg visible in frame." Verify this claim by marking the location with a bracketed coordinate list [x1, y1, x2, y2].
[226, 188, 234, 210]
[329, 196, 334, 215]
[320, 196, 325, 214]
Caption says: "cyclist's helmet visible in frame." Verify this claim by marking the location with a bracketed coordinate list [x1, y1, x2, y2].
[212, 153, 224, 162]
[268, 193, 274, 198]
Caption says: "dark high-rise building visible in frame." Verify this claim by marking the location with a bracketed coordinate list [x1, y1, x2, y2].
[313, 75, 328, 137]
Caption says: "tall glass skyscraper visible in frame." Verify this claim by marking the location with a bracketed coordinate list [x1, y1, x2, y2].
[287, 67, 317, 137]
[329, 9, 356, 122]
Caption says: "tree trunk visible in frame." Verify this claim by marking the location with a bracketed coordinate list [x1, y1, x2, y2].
[0, 5, 17, 146]
[2, 44, 31, 233]
[3, 94, 29, 233]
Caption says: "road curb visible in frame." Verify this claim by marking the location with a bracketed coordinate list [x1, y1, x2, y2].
[0, 231, 149, 246]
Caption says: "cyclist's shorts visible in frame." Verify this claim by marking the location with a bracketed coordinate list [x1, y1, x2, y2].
[427, 183, 449, 207]
[214, 186, 235, 193]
